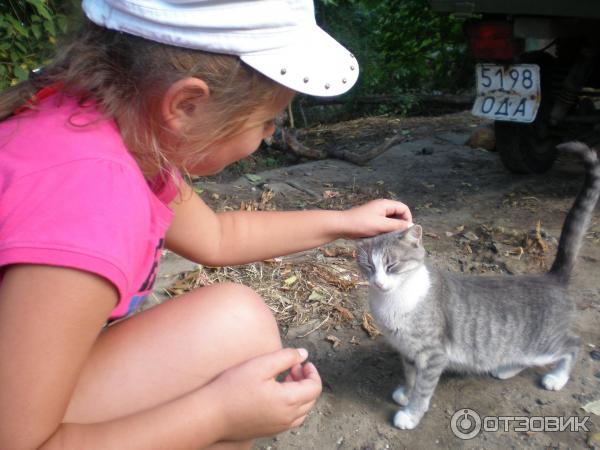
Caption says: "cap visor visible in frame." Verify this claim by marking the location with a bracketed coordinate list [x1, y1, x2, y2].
[241, 26, 359, 97]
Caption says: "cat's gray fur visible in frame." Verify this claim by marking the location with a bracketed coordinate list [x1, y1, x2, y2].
[356, 142, 600, 430]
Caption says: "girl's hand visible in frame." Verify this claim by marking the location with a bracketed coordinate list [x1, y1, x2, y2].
[210, 348, 322, 441]
[340, 199, 412, 239]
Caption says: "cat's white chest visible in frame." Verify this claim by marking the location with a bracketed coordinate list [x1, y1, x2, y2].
[368, 266, 431, 334]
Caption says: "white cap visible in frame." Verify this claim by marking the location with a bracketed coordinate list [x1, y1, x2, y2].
[81, 0, 359, 97]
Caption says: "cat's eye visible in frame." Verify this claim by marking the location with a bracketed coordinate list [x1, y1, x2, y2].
[386, 263, 400, 273]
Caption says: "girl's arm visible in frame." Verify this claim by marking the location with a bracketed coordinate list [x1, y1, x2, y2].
[166, 182, 412, 266]
[0, 265, 318, 449]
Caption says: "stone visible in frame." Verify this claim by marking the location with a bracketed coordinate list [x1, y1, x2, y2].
[588, 433, 600, 449]
[466, 125, 495, 151]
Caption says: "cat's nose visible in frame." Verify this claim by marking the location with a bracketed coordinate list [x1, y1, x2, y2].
[373, 280, 386, 289]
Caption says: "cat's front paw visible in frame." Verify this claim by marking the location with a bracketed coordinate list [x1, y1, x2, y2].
[541, 373, 568, 391]
[393, 409, 421, 430]
[392, 386, 410, 406]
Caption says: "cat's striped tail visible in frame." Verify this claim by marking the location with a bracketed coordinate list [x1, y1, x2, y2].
[549, 142, 600, 282]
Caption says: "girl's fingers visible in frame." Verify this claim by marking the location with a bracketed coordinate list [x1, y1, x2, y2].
[290, 364, 303, 381]
[385, 202, 412, 222]
[283, 365, 302, 383]
[297, 402, 315, 417]
[290, 414, 308, 428]
[290, 400, 317, 427]
[283, 374, 322, 404]
[284, 362, 318, 383]
[302, 362, 320, 381]
[290, 403, 315, 428]
[383, 217, 412, 232]
[258, 348, 309, 379]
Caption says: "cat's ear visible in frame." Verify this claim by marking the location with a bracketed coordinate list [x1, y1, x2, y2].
[354, 239, 370, 256]
[404, 224, 422, 247]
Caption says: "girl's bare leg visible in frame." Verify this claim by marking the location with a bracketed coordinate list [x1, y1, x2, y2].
[64, 282, 282, 449]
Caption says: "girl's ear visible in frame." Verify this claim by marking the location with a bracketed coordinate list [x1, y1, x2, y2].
[162, 77, 210, 131]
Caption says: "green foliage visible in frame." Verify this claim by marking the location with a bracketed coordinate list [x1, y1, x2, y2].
[0, 0, 78, 89]
[1, 0, 470, 115]
[316, 0, 471, 99]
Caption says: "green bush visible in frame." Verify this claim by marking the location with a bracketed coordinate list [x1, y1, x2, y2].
[0, 0, 77, 90]
[1, 0, 471, 114]
[317, 0, 471, 96]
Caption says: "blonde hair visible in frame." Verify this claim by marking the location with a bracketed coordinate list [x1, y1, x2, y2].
[0, 20, 291, 178]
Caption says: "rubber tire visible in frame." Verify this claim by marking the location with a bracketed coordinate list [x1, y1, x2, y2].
[496, 121, 557, 174]
[495, 51, 558, 174]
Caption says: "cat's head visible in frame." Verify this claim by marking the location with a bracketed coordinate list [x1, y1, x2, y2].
[356, 225, 425, 292]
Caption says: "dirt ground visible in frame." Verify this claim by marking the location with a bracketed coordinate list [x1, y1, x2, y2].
[154, 111, 600, 450]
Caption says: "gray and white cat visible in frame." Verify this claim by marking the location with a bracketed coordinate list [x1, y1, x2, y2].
[356, 142, 600, 430]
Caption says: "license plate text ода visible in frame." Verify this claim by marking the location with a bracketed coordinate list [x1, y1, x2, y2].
[472, 64, 541, 123]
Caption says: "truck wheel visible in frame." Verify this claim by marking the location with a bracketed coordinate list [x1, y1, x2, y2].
[495, 51, 558, 174]
[495, 121, 557, 174]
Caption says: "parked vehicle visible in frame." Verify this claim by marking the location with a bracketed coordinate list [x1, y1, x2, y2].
[428, 1, 600, 173]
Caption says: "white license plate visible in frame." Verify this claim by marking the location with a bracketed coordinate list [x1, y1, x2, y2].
[472, 64, 541, 123]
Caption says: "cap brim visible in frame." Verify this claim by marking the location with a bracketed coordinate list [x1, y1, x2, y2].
[240, 25, 359, 97]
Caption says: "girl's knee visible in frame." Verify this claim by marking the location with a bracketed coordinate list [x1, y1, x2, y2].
[187, 282, 281, 348]
[210, 282, 274, 319]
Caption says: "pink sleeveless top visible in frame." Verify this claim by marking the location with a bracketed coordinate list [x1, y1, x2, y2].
[0, 94, 178, 320]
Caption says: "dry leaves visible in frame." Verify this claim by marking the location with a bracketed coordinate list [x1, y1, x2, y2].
[323, 190, 341, 199]
[334, 305, 355, 322]
[320, 246, 357, 258]
[314, 266, 358, 291]
[239, 189, 276, 212]
[326, 335, 342, 348]
[453, 222, 554, 273]
[507, 247, 525, 259]
[526, 220, 549, 254]
[163, 253, 362, 329]
[361, 312, 381, 338]
[260, 189, 275, 204]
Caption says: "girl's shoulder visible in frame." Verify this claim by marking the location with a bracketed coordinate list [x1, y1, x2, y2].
[1, 93, 139, 181]
[0, 92, 174, 239]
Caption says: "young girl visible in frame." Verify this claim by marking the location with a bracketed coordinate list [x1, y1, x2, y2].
[0, 1, 412, 448]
